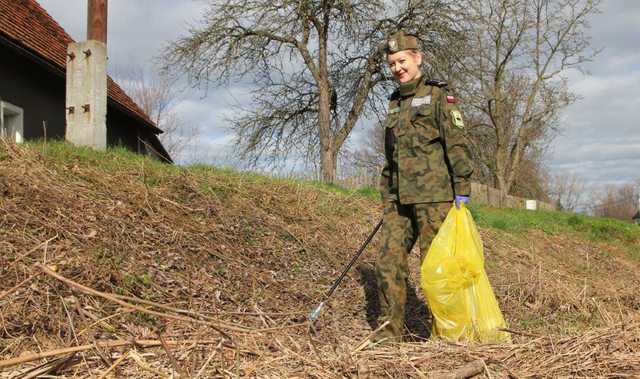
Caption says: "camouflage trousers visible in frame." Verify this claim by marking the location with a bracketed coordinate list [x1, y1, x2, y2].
[375, 201, 451, 340]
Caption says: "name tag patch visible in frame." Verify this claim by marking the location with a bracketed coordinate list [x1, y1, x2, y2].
[411, 95, 431, 107]
[388, 107, 400, 114]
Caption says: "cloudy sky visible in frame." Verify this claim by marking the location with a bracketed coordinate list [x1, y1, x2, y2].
[548, 1, 640, 191]
[37, 0, 639, 190]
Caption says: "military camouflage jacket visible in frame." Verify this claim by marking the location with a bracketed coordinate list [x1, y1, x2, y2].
[379, 76, 473, 204]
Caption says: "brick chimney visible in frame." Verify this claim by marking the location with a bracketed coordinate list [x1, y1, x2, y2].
[65, 0, 108, 149]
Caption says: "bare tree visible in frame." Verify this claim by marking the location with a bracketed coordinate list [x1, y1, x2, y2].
[117, 67, 200, 160]
[592, 183, 639, 221]
[162, 0, 464, 183]
[508, 147, 549, 200]
[454, 0, 600, 197]
[544, 172, 587, 211]
[344, 122, 385, 174]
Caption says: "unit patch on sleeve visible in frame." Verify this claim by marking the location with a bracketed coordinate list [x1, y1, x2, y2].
[451, 110, 465, 129]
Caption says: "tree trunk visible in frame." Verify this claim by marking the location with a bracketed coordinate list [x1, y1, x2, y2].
[495, 161, 508, 207]
[317, 74, 337, 183]
[320, 145, 338, 183]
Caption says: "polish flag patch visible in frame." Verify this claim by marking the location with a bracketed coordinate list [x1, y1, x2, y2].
[446, 95, 457, 104]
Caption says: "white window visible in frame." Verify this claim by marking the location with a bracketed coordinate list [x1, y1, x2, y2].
[0, 101, 24, 143]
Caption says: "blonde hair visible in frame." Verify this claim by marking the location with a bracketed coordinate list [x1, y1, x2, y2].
[408, 49, 422, 64]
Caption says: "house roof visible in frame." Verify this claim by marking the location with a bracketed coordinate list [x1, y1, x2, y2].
[0, 0, 159, 133]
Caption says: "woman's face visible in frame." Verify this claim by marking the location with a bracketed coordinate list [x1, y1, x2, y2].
[387, 50, 422, 83]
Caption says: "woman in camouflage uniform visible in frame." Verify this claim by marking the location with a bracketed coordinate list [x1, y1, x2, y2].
[374, 31, 474, 342]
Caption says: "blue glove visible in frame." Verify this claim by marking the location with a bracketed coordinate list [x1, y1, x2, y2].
[455, 195, 470, 209]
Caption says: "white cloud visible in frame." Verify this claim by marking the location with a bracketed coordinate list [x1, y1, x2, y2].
[548, 66, 640, 186]
[547, 0, 640, 189]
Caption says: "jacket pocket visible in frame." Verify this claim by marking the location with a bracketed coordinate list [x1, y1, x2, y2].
[412, 106, 440, 146]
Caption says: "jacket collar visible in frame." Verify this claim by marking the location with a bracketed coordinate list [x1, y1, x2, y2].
[398, 75, 423, 97]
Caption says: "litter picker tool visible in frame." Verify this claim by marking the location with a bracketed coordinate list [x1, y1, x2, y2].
[307, 219, 383, 323]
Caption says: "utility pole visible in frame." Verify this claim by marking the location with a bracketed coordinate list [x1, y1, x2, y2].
[87, 0, 108, 44]
[65, 0, 108, 150]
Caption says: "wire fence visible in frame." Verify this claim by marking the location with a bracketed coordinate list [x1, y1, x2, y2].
[280, 170, 557, 211]
[275, 170, 638, 218]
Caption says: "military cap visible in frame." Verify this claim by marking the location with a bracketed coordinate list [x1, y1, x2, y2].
[386, 31, 419, 54]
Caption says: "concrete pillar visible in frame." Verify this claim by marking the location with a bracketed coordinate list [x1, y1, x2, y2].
[65, 40, 107, 150]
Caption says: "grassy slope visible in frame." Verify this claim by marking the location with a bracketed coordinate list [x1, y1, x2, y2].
[1, 141, 639, 377]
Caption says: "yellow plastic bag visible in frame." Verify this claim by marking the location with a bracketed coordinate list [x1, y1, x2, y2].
[420, 204, 510, 343]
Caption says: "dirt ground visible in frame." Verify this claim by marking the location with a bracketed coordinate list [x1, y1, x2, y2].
[1, 142, 639, 378]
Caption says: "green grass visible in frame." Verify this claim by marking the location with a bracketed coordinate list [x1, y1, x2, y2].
[294, 180, 379, 200]
[469, 204, 640, 258]
[27, 140, 176, 186]
[29, 139, 154, 166]
[355, 186, 381, 199]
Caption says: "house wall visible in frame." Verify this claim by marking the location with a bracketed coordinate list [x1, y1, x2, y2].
[106, 102, 143, 152]
[0, 40, 168, 160]
[0, 41, 65, 139]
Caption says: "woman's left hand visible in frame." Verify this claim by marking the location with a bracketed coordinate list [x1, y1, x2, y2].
[455, 195, 470, 209]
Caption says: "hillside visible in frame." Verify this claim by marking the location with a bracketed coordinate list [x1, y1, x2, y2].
[1, 141, 639, 378]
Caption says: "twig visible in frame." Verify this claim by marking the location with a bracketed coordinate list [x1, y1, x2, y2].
[205, 310, 304, 317]
[0, 272, 39, 301]
[498, 328, 541, 338]
[0, 339, 222, 369]
[446, 360, 486, 379]
[160, 196, 203, 212]
[483, 359, 493, 379]
[129, 349, 170, 378]
[92, 338, 114, 371]
[158, 332, 186, 378]
[194, 341, 223, 379]
[254, 322, 309, 333]
[18, 354, 78, 379]
[77, 310, 134, 336]
[242, 356, 288, 378]
[0, 337, 23, 356]
[35, 263, 241, 339]
[8, 235, 58, 269]
[60, 294, 93, 376]
[96, 350, 130, 379]
[352, 320, 391, 353]
[111, 293, 223, 323]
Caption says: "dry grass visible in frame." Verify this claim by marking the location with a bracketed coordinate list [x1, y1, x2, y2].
[1, 141, 639, 378]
